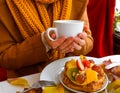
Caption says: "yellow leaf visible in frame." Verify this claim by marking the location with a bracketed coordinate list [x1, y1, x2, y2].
[42, 84, 64, 93]
[56, 84, 64, 93]
[107, 79, 120, 92]
[42, 86, 57, 93]
[114, 88, 120, 93]
[7, 78, 30, 87]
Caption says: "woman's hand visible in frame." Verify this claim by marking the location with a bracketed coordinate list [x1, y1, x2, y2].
[56, 31, 87, 53]
[44, 25, 88, 53]
[57, 37, 75, 53]
[44, 31, 66, 50]
[73, 31, 87, 50]
[71, 25, 88, 51]
[44, 32, 75, 53]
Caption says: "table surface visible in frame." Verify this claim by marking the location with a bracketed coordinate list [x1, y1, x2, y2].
[0, 73, 40, 93]
[1, 55, 120, 93]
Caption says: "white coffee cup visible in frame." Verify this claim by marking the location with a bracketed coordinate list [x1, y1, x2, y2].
[46, 20, 84, 41]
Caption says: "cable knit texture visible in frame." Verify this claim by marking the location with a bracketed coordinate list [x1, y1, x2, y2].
[6, 0, 72, 61]
[0, 0, 93, 78]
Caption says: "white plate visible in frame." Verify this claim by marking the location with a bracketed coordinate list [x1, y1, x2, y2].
[100, 55, 120, 69]
[105, 62, 120, 69]
[40, 56, 100, 84]
[58, 68, 109, 93]
[40, 55, 120, 92]
[100, 55, 120, 63]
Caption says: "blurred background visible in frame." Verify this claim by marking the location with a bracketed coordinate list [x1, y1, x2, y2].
[87, 0, 120, 58]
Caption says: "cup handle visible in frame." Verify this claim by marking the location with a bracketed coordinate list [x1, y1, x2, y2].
[46, 28, 58, 41]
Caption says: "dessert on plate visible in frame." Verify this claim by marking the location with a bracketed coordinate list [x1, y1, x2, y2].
[62, 55, 106, 92]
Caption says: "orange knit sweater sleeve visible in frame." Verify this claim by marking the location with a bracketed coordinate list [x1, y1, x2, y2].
[0, 21, 49, 70]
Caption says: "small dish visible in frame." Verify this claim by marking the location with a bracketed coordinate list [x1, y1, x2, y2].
[105, 62, 120, 69]
[58, 68, 109, 93]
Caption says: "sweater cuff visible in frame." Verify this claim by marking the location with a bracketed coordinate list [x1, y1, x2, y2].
[41, 32, 51, 52]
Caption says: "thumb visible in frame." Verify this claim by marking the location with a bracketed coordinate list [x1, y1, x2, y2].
[83, 25, 88, 31]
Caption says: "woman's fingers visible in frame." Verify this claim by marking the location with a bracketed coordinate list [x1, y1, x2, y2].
[58, 42, 74, 53]
[83, 25, 89, 31]
[44, 31, 87, 53]
[50, 36, 66, 49]
[78, 31, 87, 39]
[57, 37, 75, 53]
[74, 37, 85, 46]
[44, 32, 66, 49]
[50, 32, 56, 39]
[73, 42, 82, 50]
[73, 32, 87, 50]
[58, 37, 74, 50]
[59, 45, 74, 53]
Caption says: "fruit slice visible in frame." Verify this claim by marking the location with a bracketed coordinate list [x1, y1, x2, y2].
[76, 59, 84, 70]
[75, 74, 85, 84]
[66, 68, 83, 85]
[66, 67, 98, 86]
[66, 59, 77, 69]
[67, 68, 79, 81]
[82, 59, 91, 68]
[80, 55, 86, 60]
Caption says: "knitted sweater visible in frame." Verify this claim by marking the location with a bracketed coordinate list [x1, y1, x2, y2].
[0, 0, 93, 78]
